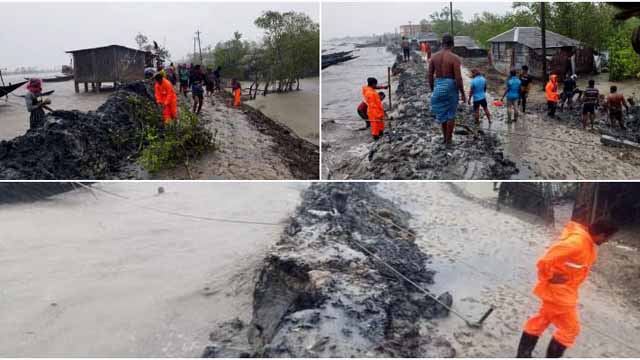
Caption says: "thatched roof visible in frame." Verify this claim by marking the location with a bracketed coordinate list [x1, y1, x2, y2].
[487, 27, 581, 49]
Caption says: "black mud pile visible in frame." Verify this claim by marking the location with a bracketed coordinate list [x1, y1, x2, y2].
[0, 82, 155, 179]
[222, 92, 320, 180]
[348, 51, 518, 180]
[205, 183, 455, 358]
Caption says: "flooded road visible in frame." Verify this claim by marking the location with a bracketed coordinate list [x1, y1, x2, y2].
[321, 42, 396, 178]
[246, 77, 319, 145]
[0, 73, 109, 141]
[0, 182, 306, 357]
[377, 182, 640, 357]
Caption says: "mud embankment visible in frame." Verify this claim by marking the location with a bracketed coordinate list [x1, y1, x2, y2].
[0, 182, 86, 203]
[0, 82, 153, 180]
[344, 50, 518, 179]
[205, 183, 455, 358]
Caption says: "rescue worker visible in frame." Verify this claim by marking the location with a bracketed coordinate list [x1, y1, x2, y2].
[581, 80, 599, 130]
[24, 78, 51, 129]
[545, 74, 559, 118]
[231, 79, 242, 107]
[606, 85, 629, 129]
[154, 72, 178, 123]
[401, 37, 410, 62]
[467, 69, 491, 125]
[362, 77, 386, 140]
[420, 41, 428, 61]
[357, 91, 386, 130]
[501, 69, 522, 123]
[519, 65, 531, 113]
[516, 218, 618, 358]
[428, 33, 466, 146]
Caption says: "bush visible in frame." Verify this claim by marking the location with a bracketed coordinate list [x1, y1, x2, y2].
[127, 96, 216, 174]
[608, 20, 640, 81]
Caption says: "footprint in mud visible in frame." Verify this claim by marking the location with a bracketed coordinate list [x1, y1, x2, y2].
[453, 331, 474, 347]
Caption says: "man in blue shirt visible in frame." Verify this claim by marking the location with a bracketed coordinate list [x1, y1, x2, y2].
[467, 69, 492, 125]
[501, 69, 522, 122]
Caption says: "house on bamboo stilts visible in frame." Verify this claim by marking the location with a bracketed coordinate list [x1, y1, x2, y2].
[66, 45, 154, 93]
[487, 27, 593, 79]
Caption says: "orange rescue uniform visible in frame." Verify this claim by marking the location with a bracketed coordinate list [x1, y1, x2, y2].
[523, 221, 596, 348]
[362, 85, 385, 137]
[154, 78, 178, 123]
[545, 74, 559, 103]
[233, 88, 241, 107]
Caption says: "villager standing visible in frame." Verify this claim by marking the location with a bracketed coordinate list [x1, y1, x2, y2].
[581, 80, 599, 130]
[516, 219, 618, 358]
[205, 67, 215, 97]
[607, 85, 629, 129]
[545, 74, 559, 118]
[24, 78, 50, 130]
[213, 66, 222, 93]
[428, 33, 466, 145]
[167, 63, 177, 87]
[467, 69, 491, 125]
[519, 65, 531, 113]
[154, 73, 178, 123]
[231, 79, 242, 107]
[190, 64, 205, 114]
[501, 69, 522, 123]
[559, 74, 578, 112]
[401, 37, 411, 62]
[179, 64, 190, 96]
[362, 77, 386, 140]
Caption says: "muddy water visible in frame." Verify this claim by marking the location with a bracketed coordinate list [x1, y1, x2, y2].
[0, 182, 306, 357]
[0, 73, 109, 141]
[245, 77, 319, 145]
[377, 182, 640, 357]
[321, 42, 396, 178]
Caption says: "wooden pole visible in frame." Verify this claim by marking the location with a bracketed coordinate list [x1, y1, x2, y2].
[450, 2, 454, 35]
[387, 66, 392, 109]
[541, 2, 547, 89]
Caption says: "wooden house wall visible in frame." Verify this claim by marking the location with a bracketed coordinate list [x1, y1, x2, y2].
[72, 47, 147, 83]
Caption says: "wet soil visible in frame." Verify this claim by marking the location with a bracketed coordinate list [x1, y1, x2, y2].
[205, 183, 456, 358]
[377, 182, 640, 357]
[160, 93, 319, 180]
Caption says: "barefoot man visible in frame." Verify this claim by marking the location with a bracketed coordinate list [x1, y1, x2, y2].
[428, 33, 466, 146]
[516, 218, 618, 358]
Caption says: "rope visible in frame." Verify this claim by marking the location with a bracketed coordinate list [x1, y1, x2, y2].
[366, 205, 640, 354]
[73, 182, 283, 227]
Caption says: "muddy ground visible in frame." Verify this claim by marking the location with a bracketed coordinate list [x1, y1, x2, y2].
[205, 183, 456, 358]
[159, 92, 319, 180]
[324, 49, 517, 180]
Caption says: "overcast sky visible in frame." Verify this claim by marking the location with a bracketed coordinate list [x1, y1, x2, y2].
[0, 2, 319, 69]
[322, 2, 516, 40]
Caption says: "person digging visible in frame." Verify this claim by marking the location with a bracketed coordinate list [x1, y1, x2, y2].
[357, 91, 386, 131]
[516, 218, 619, 358]
[362, 77, 387, 140]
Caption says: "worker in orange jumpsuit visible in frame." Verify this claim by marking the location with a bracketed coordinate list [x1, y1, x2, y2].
[362, 77, 386, 140]
[420, 42, 428, 60]
[545, 74, 559, 118]
[516, 218, 618, 358]
[231, 79, 241, 107]
[154, 73, 178, 123]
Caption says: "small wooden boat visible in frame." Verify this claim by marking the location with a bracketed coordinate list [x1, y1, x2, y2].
[0, 80, 27, 97]
[24, 74, 74, 83]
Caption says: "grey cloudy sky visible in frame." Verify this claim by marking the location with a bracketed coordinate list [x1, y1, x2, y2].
[322, 2, 516, 40]
[0, 2, 319, 69]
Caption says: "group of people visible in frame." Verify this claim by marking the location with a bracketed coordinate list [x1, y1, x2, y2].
[144, 62, 242, 123]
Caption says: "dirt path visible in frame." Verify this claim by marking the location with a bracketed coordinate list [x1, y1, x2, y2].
[0, 183, 305, 357]
[376, 182, 640, 357]
[159, 94, 318, 180]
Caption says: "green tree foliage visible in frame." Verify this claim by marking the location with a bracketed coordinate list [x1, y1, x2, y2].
[134, 32, 171, 63]
[608, 18, 640, 81]
[428, 6, 465, 36]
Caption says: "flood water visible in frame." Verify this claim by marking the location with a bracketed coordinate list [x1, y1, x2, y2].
[0, 73, 110, 141]
[321, 42, 396, 125]
[0, 182, 306, 357]
[378, 182, 640, 357]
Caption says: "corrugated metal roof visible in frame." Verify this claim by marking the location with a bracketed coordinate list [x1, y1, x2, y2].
[487, 27, 581, 49]
[454, 36, 482, 49]
[66, 44, 151, 54]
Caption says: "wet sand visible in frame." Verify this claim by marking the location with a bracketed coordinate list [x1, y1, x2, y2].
[245, 77, 319, 145]
[377, 182, 640, 357]
[0, 73, 109, 141]
[0, 182, 306, 357]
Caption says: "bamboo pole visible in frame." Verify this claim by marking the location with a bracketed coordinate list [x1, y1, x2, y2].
[387, 66, 392, 109]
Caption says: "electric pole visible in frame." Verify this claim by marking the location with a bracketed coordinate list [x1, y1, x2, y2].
[195, 29, 203, 64]
[450, 2, 454, 36]
[541, 2, 547, 89]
